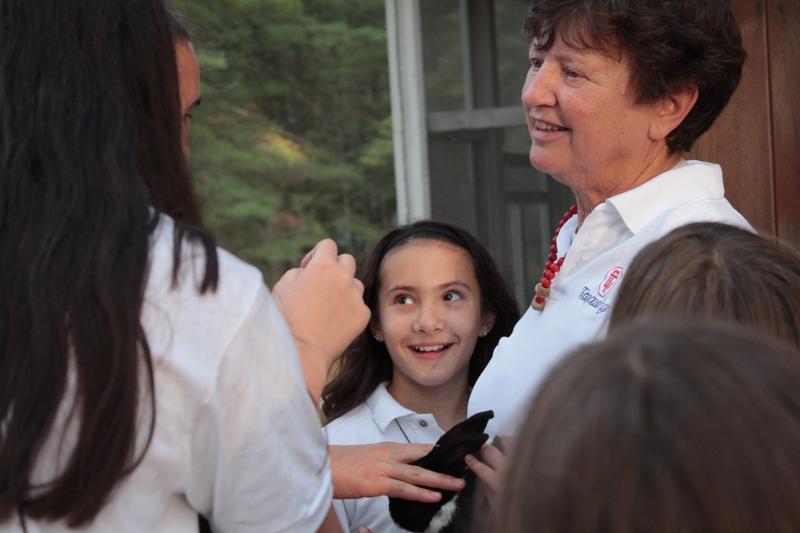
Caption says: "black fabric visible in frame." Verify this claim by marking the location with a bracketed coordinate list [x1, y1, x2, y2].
[389, 410, 493, 532]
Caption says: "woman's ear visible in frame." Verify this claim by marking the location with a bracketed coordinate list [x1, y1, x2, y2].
[479, 312, 496, 338]
[648, 83, 699, 141]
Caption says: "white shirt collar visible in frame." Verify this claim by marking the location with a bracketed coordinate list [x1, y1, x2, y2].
[606, 160, 725, 235]
[366, 382, 420, 432]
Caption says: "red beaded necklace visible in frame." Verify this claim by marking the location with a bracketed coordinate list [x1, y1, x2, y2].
[531, 204, 578, 311]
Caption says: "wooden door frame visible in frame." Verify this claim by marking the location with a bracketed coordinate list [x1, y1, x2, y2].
[691, 0, 800, 245]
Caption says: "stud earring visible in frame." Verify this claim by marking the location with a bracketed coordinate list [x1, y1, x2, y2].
[374, 334, 383, 342]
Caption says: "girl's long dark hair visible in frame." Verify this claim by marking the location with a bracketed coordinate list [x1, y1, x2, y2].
[322, 221, 519, 422]
[0, 0, 217, 527]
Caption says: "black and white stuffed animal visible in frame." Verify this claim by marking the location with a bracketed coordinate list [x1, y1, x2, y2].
[388, 410, 493, 533]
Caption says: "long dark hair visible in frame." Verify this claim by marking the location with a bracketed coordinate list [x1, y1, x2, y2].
[608, 222, 800, 348]
[0, 0, 217, 527]
[493, 321, 800, 533]
[322, 220, 519, 422]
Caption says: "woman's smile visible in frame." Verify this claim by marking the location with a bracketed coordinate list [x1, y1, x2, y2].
[533, 119, 569, 132]
[530, 118, 570, 142]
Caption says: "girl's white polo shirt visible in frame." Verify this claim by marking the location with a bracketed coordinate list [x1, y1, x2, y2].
[325, 382, 445, 533]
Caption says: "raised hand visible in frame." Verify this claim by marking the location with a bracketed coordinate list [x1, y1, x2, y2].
[273, 239, 370, 400]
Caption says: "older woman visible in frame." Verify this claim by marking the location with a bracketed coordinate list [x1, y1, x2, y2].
[467, 0, 749, 444]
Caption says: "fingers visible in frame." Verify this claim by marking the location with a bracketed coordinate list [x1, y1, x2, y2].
[383, 478, 444, 502]
[299, 242, 358, 286]
[275, 267, 301, 286]
[304, 238, 338, 266]
[297, 240, 357, 283]
[353, 277, 365, 297]
[479, 443, 507, 472]
[465, 453, 500, 494]
[299, 239, 336, 268]
[466, 443, 508, 512]
[299, 245, 317, 268]
[377, 443, 465, 492]
[384, 442, 435, 463]
[329, 443, 466, 502]
[337, 253, 357, 277]
[390, 463, 466, 493]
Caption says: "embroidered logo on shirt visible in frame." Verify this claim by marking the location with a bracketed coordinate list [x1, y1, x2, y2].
[598, 266, 624, 298]
[579, 287, 610, 315]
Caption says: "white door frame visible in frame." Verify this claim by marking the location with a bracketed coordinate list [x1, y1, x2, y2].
[385, 0, 431, 223]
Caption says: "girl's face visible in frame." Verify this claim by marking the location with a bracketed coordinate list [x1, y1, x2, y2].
[374, 239, 494, 391]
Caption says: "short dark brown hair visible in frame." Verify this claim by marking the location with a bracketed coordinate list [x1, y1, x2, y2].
[608, 222, 800, 349]
[524, 0, 745, 152]
[492, 321, 800, 533]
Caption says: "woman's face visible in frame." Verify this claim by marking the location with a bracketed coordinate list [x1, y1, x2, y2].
[522, 32, 665, 196]
[175, 40, 200, 154]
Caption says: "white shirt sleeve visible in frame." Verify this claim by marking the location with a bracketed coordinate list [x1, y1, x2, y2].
[185, 284, 332, 533]
[332, 499, 355, 533]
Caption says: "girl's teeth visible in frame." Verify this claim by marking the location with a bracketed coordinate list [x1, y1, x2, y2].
[415, 345, 445, 352]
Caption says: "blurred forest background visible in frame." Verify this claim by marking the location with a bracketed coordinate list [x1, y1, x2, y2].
[171, 0, 395, 284]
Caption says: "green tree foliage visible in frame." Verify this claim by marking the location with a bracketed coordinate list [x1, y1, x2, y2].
[170, 0, 395, 283]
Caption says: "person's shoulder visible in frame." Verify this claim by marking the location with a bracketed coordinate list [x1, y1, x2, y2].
[147, 213, 264, 305]
[142, 214, 278, 373]
[636, 161, 752, 235]
[325, 401, 372, 432]
[657, 196, 752, 235]
[325, 401, 381, 445]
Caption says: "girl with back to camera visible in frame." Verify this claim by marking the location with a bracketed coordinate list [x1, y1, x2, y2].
[322, 221, 519, 533]
[607, 221, 800, 348]
[0, 0, 368, 530]
[492, 321, 800, 533]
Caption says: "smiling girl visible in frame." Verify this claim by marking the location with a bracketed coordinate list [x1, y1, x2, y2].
[322, 221, 519, 533]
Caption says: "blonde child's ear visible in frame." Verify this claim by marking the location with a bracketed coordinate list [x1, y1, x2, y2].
[479, 312, 496, 337]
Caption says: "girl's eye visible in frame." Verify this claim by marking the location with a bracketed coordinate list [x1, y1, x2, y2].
[529, 56, 544, 69]
[396, 295, 414, 305]
[443, 291, 463, 302]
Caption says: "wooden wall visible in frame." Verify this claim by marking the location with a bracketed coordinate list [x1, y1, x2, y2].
[690, 0, 800, 246]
